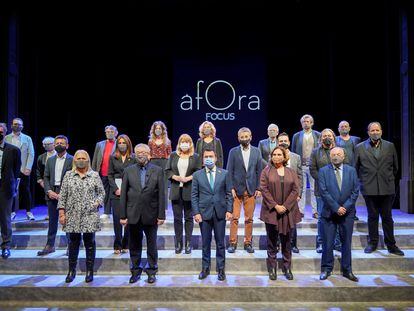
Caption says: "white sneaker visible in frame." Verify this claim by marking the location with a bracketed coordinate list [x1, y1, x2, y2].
[11, 212, 16, 220]
[100, 214, 109, 219]
[26, 212, 35, 221]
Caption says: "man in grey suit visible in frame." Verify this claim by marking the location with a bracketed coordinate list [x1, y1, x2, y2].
[192, 147, 233, 281]
[91, 125, 118, 220]
[355, 122, 404, 256]
[291, 114, 321, 219]
[38, 135, 73, 256]
[258, 123, 279, 167]
[278, 132, 302, 253]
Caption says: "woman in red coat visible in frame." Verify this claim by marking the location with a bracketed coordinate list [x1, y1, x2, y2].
[260, 146, 302, 280]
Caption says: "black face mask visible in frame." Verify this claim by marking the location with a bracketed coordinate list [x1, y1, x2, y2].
[322, 138, 333, 146]
[279, 143, 289, 149]
[239, 139, 250, 147]
[55, 145, 66, 154]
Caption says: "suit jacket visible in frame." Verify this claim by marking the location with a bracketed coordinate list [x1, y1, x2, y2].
[120, 163, 166, 225]
[287, 151, 303, 194]
[36, 152, 48, 182]
[0, 142, 21, 199]
[226, 145, 263, 196]
[318, 164, 359, 218]
[355, 139, 398, 196]
[195, 138, 224, 168]
[5, 132, 35, 172]
[258, 138, 278, 167]
[43, 153, 74, 196]
[191, 167, 233, 221]
[291, 130, 321, 163]
[107, 154, 137, 200]
[91, 140, 116, 172]
[165, 152, 201, 201]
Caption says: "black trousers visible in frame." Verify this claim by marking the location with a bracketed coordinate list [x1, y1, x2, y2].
[67, 232, 96, 269]
[0, 192, 13, 249]
[129, 221, 158, 275]
[364, 195, 397, 248]
[100, 175, 111, 215]
[172, 188, 193, 244]
[12, 173, 32, 212]
[46, 186, 70, 247]
[265, 223, 292, 271]
[111, 198, 129, 250]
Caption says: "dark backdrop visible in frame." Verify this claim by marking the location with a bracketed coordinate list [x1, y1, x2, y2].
[1, 0, 406, 205]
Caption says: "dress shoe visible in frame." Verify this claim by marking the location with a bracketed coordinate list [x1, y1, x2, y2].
[342, 272, 358, 282]
[244, 243, 255, 253]
[312, 212, 319, 219]
[354, 215, 359, 221]
[292, 246, 299, 253]
[147, 274, 156, 284]
[37, 245, 55, 256]
[388, 246, 405, 256]
[217, 269, 226, 281]
[227, 244, 237, 253]
[26, 212, 35, 221]
[319, 271, 331, 280]
[268, 267, 277, 280]
[364, 244, 377, 253]
[65, 269, 76, 283]
[198, 269, 210, 280]
[283, 269, 294, 280]
[129, 270, 142, 283]
[85, 270, 94, 283]
[1, 249, 11, 259]
[184, 241, 192, 254]
[316, 245, 323, 253]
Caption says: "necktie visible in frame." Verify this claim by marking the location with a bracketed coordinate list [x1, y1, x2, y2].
[140, 166, 146, 188]
[335, 167, 342, 190]
[209, 170, 214, 190]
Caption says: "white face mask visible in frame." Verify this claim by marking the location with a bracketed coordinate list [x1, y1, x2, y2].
[180, 142, 190, 151]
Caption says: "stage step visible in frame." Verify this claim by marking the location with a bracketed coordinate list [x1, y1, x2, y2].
[1, 249, 413, 275]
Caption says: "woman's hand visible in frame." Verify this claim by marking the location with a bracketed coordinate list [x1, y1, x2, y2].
[59, 213, 66, 225]
[275, 204, 287, 214]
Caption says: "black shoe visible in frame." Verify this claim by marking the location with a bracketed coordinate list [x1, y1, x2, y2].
[388, 246, 405, 256]
[217, 269, 226, 281]
[129, 270, 142, 283]
[227, 244, 237, 253]
[292, 246, 299, 253]
[198, 269, 210, 280]
[319, 271, 331, 280]
[147, 274, 156, 284]
[175, 241, 183, 254]
[354, 216, 359, 221]
[244, 243, 255, 253]
[185, 241, 192, 254]
[364, 244, 377, 254]
[85, 270, 94, 283]
[65, 269, 76, 283]
[37, 245, 55, 256]
[1, 249, 10, 259]
[342, 272, 358, 282]
[283, 269, 293, 280]
[268, 267, 277, 280]
[316, 245, 323, 253]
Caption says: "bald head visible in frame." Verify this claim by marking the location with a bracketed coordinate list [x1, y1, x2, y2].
[338, 121, 351, 136]
[330, 147, 345, 167]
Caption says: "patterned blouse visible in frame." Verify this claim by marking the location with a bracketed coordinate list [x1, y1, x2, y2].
[148, 140, 172, 159]
[57, 170, 105, 233]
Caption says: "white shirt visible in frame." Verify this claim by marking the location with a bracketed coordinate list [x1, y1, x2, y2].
[54, 153, 67, 186]
[177, 157, 189, 187]
[240, 145, 251, 170]
[205, 166, 216, 186]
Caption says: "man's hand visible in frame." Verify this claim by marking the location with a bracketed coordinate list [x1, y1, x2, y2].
[157, 219, 165, 225]
[337, 206, 347, 216]
[275, 204, 287, 214]
[115, 189, 121, 196]
[172, 175, 182, 182]
[38, 180, 45, 188]
[48, 191, 59, 200]
[231, 189, 237, 199]
[23, 168, 31, 176]
[194, 214, 203, 223]
[120, 219, 128, 226]
[254, 190, 261, 198]
[225, 212, 232, 221]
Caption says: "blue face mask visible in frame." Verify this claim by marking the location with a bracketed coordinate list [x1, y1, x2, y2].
[204, 157, 215, 169]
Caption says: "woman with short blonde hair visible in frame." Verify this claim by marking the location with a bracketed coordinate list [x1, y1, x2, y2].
[195, 121, 224, 168]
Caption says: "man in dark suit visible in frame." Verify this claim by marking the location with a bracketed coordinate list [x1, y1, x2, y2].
[0, 122, 21, 259]
[318, 147, 359, 282]
[38, 135, 73, 256]
[120, 143, 166, 284]
[226, 127, 263, 253]
[192, 147, 233, 281]
[355, 122, 404, 256]
[258, 123, 279, 167]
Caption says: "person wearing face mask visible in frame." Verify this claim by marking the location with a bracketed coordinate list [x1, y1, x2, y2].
[108, 135, 136, 255]
[258, 123, 279, 167]
[38, 135, 73, 256]
[226, 127, 263, 254]
[310, 129, 347, 253]
[120, 144, 166, 284]
[5, 118, 35, 221]
[191, 147, 233, 281]
[195, 121, 224, 168]
[355, 122, 404, 256]
[165, 134, 201, 254]
[91, 125, 118, 221]
[58, 150, 105, 283]
[318, 147, 359, 282]
[0, 122, 21, 259]
[259, 146, 301, 280]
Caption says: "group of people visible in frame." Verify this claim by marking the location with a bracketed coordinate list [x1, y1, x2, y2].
[0, 115, 404, 284]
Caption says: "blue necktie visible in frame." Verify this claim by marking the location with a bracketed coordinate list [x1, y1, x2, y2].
[140, 166, 146, 188]
[209, 170, 214, 190]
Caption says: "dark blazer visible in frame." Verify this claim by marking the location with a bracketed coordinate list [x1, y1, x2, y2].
[165, 152, 201, 201]
[195, 137, 224, 168]
[191, 167, 233, 220]
[355, 139, 398, 196]
[226, 145, 263, 196]
[107, 154, 137, 200]
[120, 163, 166, 225]
[318, 164, 359, 218]
[36, 152, 47, 182]
[258, 138, 278, 167]
[0, 142, 21, 199]
[291, 130, 321, 162]
[91, 140, 116, 172]
[43, 153, 74, 195]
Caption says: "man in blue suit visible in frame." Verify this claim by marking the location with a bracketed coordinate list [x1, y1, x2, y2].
[318, 147, 359, 282]
[192, 147, 233, 281]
